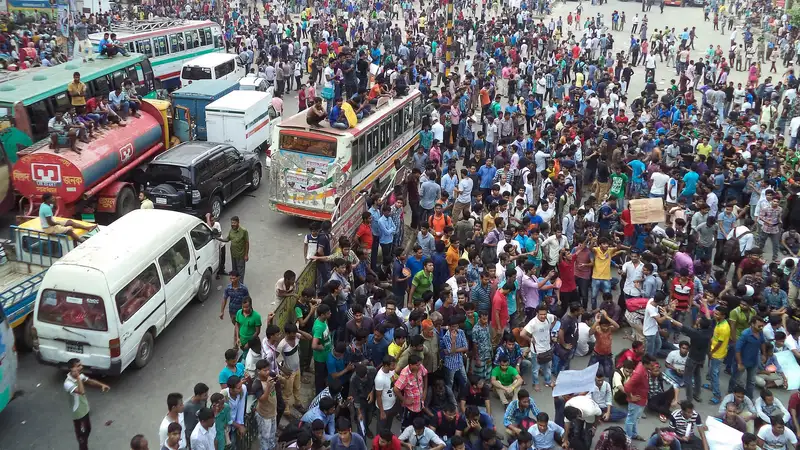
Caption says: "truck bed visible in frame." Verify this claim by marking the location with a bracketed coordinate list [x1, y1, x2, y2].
[0, 261, 47, 326]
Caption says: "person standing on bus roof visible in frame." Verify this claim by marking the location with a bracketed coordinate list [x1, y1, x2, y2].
[72, 18, 94, 63]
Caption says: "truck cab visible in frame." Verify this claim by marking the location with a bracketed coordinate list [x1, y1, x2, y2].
[0, 218, 100, 349]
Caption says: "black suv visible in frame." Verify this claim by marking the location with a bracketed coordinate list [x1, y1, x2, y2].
[145, 142, 262, 218]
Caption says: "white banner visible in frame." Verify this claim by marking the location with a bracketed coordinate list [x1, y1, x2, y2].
[552, 363, 599, 397]
[702, 417, 744, 450]
[775, 350, 800, 391]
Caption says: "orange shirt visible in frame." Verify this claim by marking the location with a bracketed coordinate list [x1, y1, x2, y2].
[446, 245, 459, 276]
[479, 88, 490, 106]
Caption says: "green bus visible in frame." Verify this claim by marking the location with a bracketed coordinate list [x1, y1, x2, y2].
[0, 54, 157, 214]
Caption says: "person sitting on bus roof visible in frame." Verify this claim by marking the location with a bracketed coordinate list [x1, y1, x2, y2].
[329, 97, 348, 130]
[90, 95, 126, 127]
[109, 34, 130, 57]
[307, 97, 327, 127]
[109, 86, 140, 121]
[367, 82, 393, 105]
[39, 193, 97, 242]
[123, 79, 142, 114]
[341, 99, 359, 128]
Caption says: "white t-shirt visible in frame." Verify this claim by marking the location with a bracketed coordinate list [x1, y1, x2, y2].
[621, 261, 644, 297]
[323, 67, 335, 89]
[727, 226, 755, 256]
[650, 172, 670, 195]
[666, 349, 688, 372]
[523, 314, 556, 354]
[666, 178, 679, 204]
[159, 413, 187, 450]
[643, 301, 660, 337]
[374, 369, 396, 410]
[575, 322, 594, 357]
[564, 395, 602, 423]
[758, 424, 798, 450]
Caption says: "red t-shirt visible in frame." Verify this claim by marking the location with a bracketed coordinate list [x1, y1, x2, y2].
[558, 258, 577, 293]
[355, 223, 373, 250]
[621, 209, 634, 237]
[671, 277, 694, 311]
[372, 435, 401, 450]
[491, 290, 509, 329]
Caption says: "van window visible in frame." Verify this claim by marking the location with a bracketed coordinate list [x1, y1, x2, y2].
[38, 289, 108, 331]
[190, 224, 213, 249]
[214, 60, 234, 79]
[182, 65, 212, 81]
[158, 238, 190, 284]
[115, 264, 162, 323]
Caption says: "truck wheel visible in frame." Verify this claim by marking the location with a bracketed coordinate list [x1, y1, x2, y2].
[196, 269, 212, 303]
[247, 166, 262, 191]
[211, 195, 223, 220]
[134, 331, 155, 369]
[115, 187, 137, 220]
[14, 318, 34, 351]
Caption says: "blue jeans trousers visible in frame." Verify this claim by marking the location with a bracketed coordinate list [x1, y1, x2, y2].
[588, 353, 614, 378]
[531, 356, 552, 385]
[590, 279, 612, 309]
[708, 357, 723, 400]
[625, 403, 645, 438]
[645, 332, 662, 358]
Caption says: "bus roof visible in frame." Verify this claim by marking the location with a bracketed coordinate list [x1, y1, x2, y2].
[278, 88, 421, 138]
[0, 53, 148, 107]
[88, 19, 217, 41]
[182, 52, 237, 68]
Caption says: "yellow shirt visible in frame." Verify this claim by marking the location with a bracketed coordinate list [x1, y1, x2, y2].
[575, 72, 585, 88]
[388, 342, 406, 359]
[711, 319, 730, 359]
[342, 102, 358, 127]
[483, 213, 496, 233]
[696, 143, 712, 157]
[591, 248, 613, 280]
[67, 81, 87, 106]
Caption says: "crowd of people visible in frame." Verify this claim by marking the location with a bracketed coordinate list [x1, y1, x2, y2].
[42, 0, 800, 448]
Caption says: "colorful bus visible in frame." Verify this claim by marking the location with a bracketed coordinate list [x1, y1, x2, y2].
[268, 89, 424, 221]
[0, 298, 17, 416]
[0, 53, 157, 213]
[90, 20, 225, 91]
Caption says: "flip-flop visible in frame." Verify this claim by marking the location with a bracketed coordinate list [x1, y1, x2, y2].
[659, 414, 667, 423]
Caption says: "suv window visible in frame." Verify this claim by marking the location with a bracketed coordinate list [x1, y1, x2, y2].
[223, 148, 241, 166]
[206, 154, 227, 176]
[157, 238, 190, 284]
[190, 223, 213, 249]
[115, 264, 162, 323]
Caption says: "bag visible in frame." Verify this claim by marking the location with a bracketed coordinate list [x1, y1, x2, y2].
[625, 297, 649, 312]
[536, 348, 554, 364]
[722, 228, 751, 261]
[321, 85, 335, 100]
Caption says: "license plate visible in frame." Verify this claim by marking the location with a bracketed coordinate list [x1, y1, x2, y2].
[66, 341, 84, 354]
[155, 197, 167, 205]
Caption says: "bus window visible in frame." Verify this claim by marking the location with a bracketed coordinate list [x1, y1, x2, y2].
[153, 36, 168, 57]
[199, 27, 209, 46]
[379, 122, 388, 149]
[393, 111, 402, 136]
[141, 59, 155, 92]
[126, 66, 139, 85]
[112, 70, 126, 89]
[413, 98, 422, 127]
[404, 104, 413, 129]
[169, 34, 180, 53]
[54, 92, 70, 112]
[213, 33, 223, 49]
[93, 75, 111, 98]
[368, 130, 379, 160]
[125, 42, 134, 53]
[352, 137, 363, 170]
[27, 99, 52, 142]
[135, 39, 152, 58]
[176, 33, 186, 52]
[185, 32, 195, 49]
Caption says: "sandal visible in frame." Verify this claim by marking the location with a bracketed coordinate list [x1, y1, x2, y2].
[709, 397, 721, 405]
[632, 435, 646, 442]
[659, 414, 667, 423]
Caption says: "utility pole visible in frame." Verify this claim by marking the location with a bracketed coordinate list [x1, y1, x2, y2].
[445, 0, 454, 76]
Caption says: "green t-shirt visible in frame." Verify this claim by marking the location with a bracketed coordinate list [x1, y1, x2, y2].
[491, 366, 519, 387]
[227, 227, 249, 259]
[730, 306, 754, 339]
[236, 309, 262, 344]
[312, 318, 332, 362]
[411, 270, 433, 300]
[610, 173, 628, 198]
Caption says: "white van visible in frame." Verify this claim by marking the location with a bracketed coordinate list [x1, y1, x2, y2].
[206, 90, 281, 164]
[32, 210, 219, 375]
[180, 53, 245, 87]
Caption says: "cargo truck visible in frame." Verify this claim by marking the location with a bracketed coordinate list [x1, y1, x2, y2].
[205, 90, 281, 167]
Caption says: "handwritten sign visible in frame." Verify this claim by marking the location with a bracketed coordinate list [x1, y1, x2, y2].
[552, 363, 599, 397]
[629, 198, 664, 225]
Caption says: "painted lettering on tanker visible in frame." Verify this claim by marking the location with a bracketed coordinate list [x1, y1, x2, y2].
[31, 163, 62, 187]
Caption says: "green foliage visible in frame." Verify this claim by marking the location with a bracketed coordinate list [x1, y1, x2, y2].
[789, 6, 800, 27]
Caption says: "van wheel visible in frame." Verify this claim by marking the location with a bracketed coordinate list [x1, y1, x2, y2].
[115, 187, 137, 220]
[134, 332, 154, 369]
[14, 318, 34, 351]
[248, 166, 262, 191]
[197, 269, 212, 303]
[211, 195, 223, 220]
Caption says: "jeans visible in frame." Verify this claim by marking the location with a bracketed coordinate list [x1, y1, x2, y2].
[518, 358, 532, 378]
[576, 277, 591, 309]
[552, 346, 575, 375]
[665, 368, 685, 387]
[591, 279, 612, 308]
[729, 364, 758, 399]
[708, 357, 723, 399]
[625, 403, 645, 438]
[589, 353, 614, 378]
[644, 332, 662, 358]
[683, 358, 704, 401]
[445, 362, 468, 392]
[531, 356, 553, 385]
[231, 257, 246, 282]
[73, 414, 91, 450]
[314, 361, 328, 394]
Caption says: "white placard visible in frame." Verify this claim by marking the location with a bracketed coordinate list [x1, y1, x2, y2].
[775, 350, 800, 390]
[552, 363, 599, 397]
[703, 416, 744, 450]
[66, 296, 83, 305]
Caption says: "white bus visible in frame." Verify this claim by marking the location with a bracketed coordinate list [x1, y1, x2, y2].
[90, 19, 225, 91]
[268, 89, 424, 222]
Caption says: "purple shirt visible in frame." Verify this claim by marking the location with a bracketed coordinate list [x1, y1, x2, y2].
[520, 274, 540, 309]
[673, 251, 695, 276]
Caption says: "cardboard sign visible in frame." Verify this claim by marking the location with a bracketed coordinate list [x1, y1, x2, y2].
[629, 198, 664, 225]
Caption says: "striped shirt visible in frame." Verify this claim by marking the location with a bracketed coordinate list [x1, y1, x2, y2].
[441, 329, 468, 371]
[669, 409, 701, 437]
[545, 73, 555, 89]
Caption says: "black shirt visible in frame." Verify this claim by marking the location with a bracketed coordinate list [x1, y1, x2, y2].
[679, 325, 714, 362]
[458, 384, 491, 407]
[597, 160, 610, 183]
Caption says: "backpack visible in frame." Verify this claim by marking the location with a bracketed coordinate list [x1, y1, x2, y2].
[722, 228, 751, 261]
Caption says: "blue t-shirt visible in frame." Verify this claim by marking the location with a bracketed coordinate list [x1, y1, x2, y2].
[477, 166, 498, 189]
[682, 171, 700, 196]
[629, 160, 646, 183]
[39, 203, 53, 229]
[218, 362, 245, 385]
[326, 353, 346, 384]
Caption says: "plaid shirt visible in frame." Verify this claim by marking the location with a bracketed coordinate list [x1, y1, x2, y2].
[394, 364, 429, 412]
[442, 329, 468, 371]
[759, 204, 782, 234]
[595, 431, 636, 450]
[494, 343, 524, 367]
[647, 373, 668, 399]
[472, 323, 493, 361]
[503, 398, 540, 427]
[471, 282, 492, 313]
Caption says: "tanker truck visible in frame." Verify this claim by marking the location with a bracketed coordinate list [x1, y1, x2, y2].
[11, 99, 177, 221]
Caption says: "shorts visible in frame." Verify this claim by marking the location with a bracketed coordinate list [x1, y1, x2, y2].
[45, 224, 72, 235]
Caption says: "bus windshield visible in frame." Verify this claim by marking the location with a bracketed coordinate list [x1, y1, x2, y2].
[181, 66, 213, 81]
[279, 134, 336, 158]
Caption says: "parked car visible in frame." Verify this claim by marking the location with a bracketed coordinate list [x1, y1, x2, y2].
[144, 141, 262, 219]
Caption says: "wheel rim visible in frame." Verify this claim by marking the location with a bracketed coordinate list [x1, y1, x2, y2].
[201, 273, 210, 298]
[139, 339, 150, 362]
[212, 199, 222, 219]
[252, 171, 260, 187]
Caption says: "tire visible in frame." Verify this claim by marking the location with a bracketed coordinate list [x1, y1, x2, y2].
[134, 331, 154, 369]
[115, 186, 137, 220]
[247, 166, 262, 191]
[196, 269, 212, 303]
[210, 195, 223, 220]
[13, 318, 34, 351]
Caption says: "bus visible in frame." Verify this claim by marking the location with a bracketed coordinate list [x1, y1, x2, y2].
[268, 89, 424, 222]
[90, 20, 225, 91]
[0, 53, 156, 213]
[0, 300, 17, 416]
